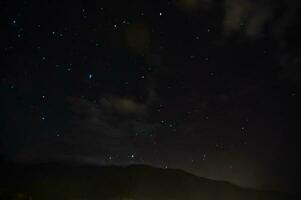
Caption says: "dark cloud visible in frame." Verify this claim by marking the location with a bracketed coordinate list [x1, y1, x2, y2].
[221, 0, 301, 82]
[222, 0, 300, 39]
[223, 0, 274, 38]
[100, 88, 157, 115]
[62, 93, 159, 163]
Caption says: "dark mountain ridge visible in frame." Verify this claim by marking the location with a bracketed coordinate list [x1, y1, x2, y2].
[0, 163, 298, 200]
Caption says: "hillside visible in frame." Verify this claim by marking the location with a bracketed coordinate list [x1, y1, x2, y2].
[0, 163, 298, 200]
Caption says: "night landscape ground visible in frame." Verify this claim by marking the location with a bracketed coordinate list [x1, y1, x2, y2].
[0, 163, 298, 200]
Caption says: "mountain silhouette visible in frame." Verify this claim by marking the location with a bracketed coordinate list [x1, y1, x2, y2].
[0, 163, 298, 200]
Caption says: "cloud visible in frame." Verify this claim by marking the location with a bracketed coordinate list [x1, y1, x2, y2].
[100, 97, 147, 115]
[222, 0, 301, 39]
[222, 0, 301, 82]
[223, 0, 274, 38]
[100, 89, 157, 116]
[59, 91, 159, 163]
[177, 0, 201, 10]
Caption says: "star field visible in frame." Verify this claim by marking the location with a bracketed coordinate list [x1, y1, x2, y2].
[1, 0, 300, 193]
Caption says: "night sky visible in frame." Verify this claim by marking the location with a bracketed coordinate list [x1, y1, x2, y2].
[1, 0, 300, 193]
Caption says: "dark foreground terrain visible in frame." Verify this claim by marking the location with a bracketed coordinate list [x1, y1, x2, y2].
[0, 163, 298, 200]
